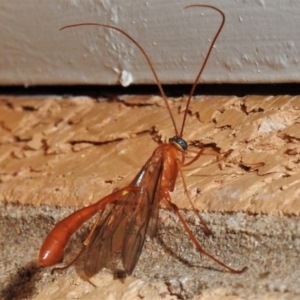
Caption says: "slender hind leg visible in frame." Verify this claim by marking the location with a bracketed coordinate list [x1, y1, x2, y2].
[161, 188, 247, 274]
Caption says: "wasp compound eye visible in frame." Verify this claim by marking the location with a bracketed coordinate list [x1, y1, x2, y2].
[169, 136, 188, 151]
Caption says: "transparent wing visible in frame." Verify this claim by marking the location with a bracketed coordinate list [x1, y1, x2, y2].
[84, 156, 163, 277]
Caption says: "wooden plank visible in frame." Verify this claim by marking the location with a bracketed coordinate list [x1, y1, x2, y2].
[1, 95, 299, 215]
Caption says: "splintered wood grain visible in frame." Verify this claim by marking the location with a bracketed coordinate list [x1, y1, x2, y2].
[0, 95, 299, 215]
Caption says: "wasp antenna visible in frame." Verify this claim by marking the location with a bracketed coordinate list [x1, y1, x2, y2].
[60, 23, 179, 136]
[179, 5, 225, 137]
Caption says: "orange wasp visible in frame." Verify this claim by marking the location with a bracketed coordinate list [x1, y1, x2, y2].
[39, 4, 246, 278]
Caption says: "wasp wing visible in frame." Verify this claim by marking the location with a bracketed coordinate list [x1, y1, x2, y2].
[84, 156, 163, 277]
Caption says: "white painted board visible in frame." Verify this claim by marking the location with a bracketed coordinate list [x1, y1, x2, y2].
[0, 0, 299, 86]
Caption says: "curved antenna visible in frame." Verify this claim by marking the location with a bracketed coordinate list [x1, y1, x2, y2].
[60, 23, 179, 136]
[179, 5, 225, 137]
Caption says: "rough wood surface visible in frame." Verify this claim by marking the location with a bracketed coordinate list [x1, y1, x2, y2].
[1, 95, 300, 300]
[0, 95, 299, 214]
